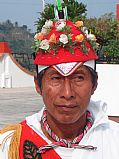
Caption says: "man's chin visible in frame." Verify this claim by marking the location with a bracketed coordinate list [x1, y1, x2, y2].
[56, 115, 80, 125]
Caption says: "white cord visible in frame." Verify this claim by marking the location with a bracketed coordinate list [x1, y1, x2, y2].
[41, 0, 45, 11]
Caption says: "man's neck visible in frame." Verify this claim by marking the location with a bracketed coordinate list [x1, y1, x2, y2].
[42, 112, 87, 141]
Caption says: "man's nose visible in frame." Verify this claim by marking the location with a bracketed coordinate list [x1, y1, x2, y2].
[60, 77, 75, 100]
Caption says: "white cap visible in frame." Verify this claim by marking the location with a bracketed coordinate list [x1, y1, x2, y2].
[38, 60, 95, 76]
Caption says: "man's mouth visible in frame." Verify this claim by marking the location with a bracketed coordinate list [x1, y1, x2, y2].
[56, 104, 78, 112]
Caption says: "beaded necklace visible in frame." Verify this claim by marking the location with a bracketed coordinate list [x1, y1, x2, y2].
[40, 108, 94, 148]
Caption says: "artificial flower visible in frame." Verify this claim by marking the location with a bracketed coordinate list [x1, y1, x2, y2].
[59, 34, 68, 44]
[75, 21, 84, 28]
[41, 20, 53, 35]
[45, 20, 53, 28]
[33, 19, 98, 54]
[49, 33, 57, 43]
[39, 39, 50, 50]
[81, 27, 88, 36]
[34, 33, 44, 41]
[75, 34, 84, 42]
[41, 26, 48, 35]
[56, 21, 66, 31]
[87, 33, 96, 41]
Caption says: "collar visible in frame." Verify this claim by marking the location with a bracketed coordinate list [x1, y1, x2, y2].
[26, 100, 109, 135]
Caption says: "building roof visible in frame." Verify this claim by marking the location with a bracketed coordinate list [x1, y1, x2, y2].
[0, 42, 12, 54]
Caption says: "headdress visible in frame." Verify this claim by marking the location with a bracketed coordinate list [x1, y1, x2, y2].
[33, 0, 98, 76]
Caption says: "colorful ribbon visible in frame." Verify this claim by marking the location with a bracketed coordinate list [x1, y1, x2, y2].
[56, 0, 62, 11]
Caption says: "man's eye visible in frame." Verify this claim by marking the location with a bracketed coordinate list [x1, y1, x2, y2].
[72, 75, 84, 81]
[77, 76, 84, 79]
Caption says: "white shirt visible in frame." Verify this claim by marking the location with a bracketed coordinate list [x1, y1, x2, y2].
[1, 100, 119, 159]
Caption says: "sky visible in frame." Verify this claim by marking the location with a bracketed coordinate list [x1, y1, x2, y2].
[0, 0, 118, 32]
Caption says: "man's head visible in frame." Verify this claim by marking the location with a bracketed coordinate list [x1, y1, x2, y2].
[35, 64, 97, 124]
[33, 11, 98, 124]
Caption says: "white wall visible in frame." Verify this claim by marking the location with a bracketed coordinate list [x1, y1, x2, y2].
[92, 64, 119, 116]
[9, 54, 35, 88]
[0, 54, 7, 88]
[0, 54, 34, 88]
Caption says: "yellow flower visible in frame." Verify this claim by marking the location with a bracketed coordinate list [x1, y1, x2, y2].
[75, 34, 84, 42]
[75, 21, 84, 28]
[34, 33, 44, 41]
[49, 33, 56, 43]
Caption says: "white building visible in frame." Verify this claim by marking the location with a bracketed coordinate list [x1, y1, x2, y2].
[0, 42, 34, 88]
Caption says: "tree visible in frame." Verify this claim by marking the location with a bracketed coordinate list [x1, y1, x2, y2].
[84, 13, 119, 58]
[84, 13, 118, 41]
[62, 0, 87, 21]
[36, 0, 87, 32]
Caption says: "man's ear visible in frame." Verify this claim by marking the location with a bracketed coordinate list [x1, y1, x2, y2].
[91, 73, 98, 95]
[34, 74, 42, 95]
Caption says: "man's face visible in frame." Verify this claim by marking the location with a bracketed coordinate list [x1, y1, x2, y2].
[40, 66, 97, 125]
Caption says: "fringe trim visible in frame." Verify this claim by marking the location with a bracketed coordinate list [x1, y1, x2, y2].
[0, 124, 22, 159]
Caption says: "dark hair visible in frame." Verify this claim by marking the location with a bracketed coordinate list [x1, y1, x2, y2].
[36, 65, 48, 90]
[87, 67, 98, 88]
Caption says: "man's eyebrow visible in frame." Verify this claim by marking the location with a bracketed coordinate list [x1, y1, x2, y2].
[73, 69, 86, 75]
[46, 69, 60, 75]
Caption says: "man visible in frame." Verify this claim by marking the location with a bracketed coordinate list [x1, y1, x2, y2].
[0, 6, 119, 159]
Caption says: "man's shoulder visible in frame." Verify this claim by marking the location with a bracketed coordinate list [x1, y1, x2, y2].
[108, 120, 119, 132]
[102, 120, 119, 143]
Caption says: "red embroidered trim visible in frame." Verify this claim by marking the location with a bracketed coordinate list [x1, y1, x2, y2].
[19, 120, 61, 159]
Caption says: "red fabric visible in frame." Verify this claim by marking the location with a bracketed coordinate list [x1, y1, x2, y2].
[34, 47, 97, 66]
[19, 120, 61, 159]
[34, 20, 98, 66]
[116, 4, 119, 22]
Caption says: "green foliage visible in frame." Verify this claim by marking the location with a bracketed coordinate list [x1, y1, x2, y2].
[36, 0, 87, 32]
[36, 4, 55, 32]
[0, 20, 34, 54]
[84, 13, 119, 57]
[102, 39, 119, 57]
[62, 0, 87, 21]
[10, 39, 33, 54]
